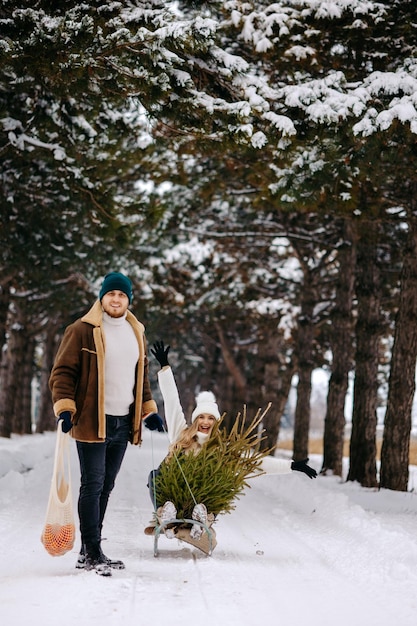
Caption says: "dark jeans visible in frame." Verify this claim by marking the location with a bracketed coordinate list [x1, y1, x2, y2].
[76, 414, 130, 547]
[147, 467, 163, 509]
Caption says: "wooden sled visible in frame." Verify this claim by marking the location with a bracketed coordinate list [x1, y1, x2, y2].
[145, 518, 217, 557]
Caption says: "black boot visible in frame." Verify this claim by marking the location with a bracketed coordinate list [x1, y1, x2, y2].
[98, 545, 125, 570]
[76, 543, 125, 571]
[83, 542, 112, 577]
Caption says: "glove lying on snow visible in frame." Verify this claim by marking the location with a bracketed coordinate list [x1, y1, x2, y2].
[144, 413, 165, 432]
[57, 411, 73, 433]
[291, 458, 317, 479]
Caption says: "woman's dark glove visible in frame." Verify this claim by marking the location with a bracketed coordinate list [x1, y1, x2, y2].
[144, 413, 165, 432]
[151, 340, 170, 367]
[57, 411, 73, 433]
[291, 458, 317, 479]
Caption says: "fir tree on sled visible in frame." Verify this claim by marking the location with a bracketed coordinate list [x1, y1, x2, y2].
[145, 342, 317, 556]
[147, 408, 273, 554]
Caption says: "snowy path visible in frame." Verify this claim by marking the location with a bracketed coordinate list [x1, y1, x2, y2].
[1, 430, 417, 626]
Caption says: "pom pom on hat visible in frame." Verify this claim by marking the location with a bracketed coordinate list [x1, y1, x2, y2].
[191, 391, 221, 422]
[99, 272, 133, 303]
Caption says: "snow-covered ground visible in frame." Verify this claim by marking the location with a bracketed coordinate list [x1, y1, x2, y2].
[1, 429, 417, 626]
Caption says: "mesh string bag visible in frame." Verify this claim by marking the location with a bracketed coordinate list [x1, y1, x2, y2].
[41, 426, 75, 556]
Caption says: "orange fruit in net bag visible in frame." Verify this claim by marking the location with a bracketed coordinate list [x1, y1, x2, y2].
[41, 523, 75, 556]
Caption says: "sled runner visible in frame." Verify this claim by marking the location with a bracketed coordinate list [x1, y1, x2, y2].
[145, 516, 217, 557]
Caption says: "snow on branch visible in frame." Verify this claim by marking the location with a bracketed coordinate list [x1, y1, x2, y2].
[2, 117, 67, 160]
[353, 65, 417, 135]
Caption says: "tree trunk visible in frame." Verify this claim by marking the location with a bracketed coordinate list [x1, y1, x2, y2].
[0, 302, 32, 436]
[293, 276, 316, 461]
[0, 281, 12, 436]
[260, 329, 295, 452]
[322, 220, 356, 476]
[380, 213, 417, 491]
[36, 324, 61, 433]
[293, 364, 313, 460]
[347, 220, 380, 487]
[214, 321, 247, 391]
[0, 279, 11, 353]
[0, 353, 12, 437]
[13, 334, 35, 434]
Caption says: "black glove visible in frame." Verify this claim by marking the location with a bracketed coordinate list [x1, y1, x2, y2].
[57, 411, 73, 433]
[291, 458, 317, 479]
[151, 340, 170, 367]
[144, 413, 165, 432]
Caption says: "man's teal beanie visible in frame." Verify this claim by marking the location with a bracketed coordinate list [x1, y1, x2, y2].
[99, 272, 133, 303]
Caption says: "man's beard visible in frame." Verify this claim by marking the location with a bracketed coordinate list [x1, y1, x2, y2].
[102, 303, 127, 318]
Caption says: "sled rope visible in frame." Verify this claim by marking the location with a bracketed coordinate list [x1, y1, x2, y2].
[170, 442, 198, 507]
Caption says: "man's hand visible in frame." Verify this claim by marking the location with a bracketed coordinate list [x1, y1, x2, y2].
[144, 413, 165, 432]
[57, 411, 73, 433]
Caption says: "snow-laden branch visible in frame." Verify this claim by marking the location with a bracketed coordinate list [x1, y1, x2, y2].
[2, 119, 67, 160]
[353, 65, 417, 135]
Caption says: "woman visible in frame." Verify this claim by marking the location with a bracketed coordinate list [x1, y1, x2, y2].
[147, 341, 317, 546]
[148, 341, 221, 540]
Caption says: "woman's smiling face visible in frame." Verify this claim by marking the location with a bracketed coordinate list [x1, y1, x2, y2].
[196, 413, 216, 435]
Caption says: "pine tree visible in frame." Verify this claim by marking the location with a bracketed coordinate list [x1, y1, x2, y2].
[155, 408, 273, 518]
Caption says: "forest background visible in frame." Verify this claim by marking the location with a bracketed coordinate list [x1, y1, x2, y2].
[1, 0, 417, 493]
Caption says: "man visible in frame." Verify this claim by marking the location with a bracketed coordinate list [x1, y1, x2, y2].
[49, 271, 163, 576]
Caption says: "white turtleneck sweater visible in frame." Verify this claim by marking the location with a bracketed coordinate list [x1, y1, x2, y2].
[102, 311, 139, 416]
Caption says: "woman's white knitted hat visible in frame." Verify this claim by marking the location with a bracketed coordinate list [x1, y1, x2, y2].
[191, 391, 221, 422]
